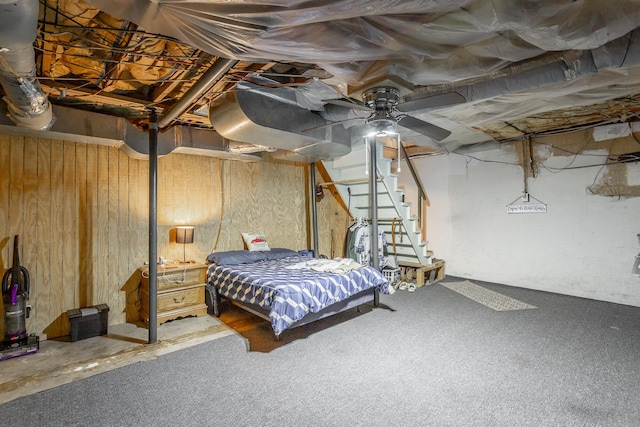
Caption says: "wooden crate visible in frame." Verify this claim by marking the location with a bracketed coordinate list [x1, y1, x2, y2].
[400, 260, 446, 287]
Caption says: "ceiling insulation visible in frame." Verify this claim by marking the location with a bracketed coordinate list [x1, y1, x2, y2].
[0, 0, 640, 161]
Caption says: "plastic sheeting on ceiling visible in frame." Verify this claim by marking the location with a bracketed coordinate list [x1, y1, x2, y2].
[0, 0, 634, 156]
[85, 0, 640, 86]
[83, 0, 640, 152]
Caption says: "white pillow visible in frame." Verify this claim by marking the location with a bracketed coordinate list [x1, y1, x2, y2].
[241, 231, 271, 251]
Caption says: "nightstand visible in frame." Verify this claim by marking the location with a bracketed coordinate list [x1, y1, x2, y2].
[139, 262, 208, 327]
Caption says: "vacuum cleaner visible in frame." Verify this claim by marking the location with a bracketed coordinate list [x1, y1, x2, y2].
[1, 235, 39, 361]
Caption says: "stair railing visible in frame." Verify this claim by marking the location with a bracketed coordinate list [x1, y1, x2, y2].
[399, 142, 428, 238]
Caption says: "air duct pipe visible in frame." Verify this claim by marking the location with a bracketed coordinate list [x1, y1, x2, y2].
[0, 0, 54, 130]
[408, 30, 640, 108]
[158, 58, 238, 129]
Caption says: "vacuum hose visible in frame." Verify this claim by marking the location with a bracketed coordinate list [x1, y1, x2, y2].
[2, 235, 30, 341]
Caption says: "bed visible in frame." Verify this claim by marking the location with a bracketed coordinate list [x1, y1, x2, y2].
[205, 248, 391, 337]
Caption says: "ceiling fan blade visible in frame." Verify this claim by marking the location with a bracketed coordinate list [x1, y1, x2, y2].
[397, 92, 466, 112]
[397, 116, 451, 141]
[323, 98, 372, 112]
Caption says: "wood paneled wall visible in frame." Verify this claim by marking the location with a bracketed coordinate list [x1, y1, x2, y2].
[0, 134, 346, 339]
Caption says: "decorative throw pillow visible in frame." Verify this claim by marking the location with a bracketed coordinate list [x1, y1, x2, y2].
[241, 231, 271, 251]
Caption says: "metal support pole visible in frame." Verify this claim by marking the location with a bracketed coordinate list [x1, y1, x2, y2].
[368, 137, 380, 306]
[148, 110, 159, 344]
[310, 162, 319, 258]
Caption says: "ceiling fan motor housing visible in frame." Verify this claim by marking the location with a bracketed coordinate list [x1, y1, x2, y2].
[363, 87, 400, 110]
[363, 87, 400, 134]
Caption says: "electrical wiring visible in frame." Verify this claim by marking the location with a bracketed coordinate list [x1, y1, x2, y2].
[536, 138, 621, 176]
[33, 75, 195, 84]
[585, 162, 610, 196]
[408, 151, 447, 160]
[38, 29, 173, 52]
[35, 35, 199, 65]
[406, 124, 639, 175]
[407, 138, 636, 183]
[452, 152, 521, 166]
[211, 158, 224, 253]
[33, 44, 200, 71]
[533, 141, 613, 157]
[531, 139, 593, 173]
[493, 117, 628, 144]
[539, 160, 622, 172]
[408, 139, 635, 199]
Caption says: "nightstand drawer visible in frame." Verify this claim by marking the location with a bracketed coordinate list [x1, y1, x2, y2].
[155, 268, 205, 291]
[157, 286, 203, 312]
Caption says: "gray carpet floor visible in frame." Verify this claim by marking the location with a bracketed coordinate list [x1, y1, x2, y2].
[1, 277, 639, 426]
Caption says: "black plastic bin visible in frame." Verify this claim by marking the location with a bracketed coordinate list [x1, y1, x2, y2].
[67, 304, 109, 342]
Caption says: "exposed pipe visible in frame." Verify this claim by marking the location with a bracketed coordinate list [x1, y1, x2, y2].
[158, 58, 238, 129]
[367, 137, 380, 306]
[0, 0, 54, 130]
[310, 163, 319, 258]
[148, 109, 158, 345]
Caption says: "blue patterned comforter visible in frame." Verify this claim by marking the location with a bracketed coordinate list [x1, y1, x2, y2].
[207, 256, 390, 335]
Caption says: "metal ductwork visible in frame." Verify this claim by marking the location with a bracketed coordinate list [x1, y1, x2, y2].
[227, 141, 276, 154]
[406, 30, 640, 111]
[209, 81, 351, 162]
[0, 0, 54, 131]
[0, 103, 261, 162]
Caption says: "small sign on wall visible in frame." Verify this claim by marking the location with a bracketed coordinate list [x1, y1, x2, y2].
[506, 193, 547, 214]
[507, 203, 547, 214]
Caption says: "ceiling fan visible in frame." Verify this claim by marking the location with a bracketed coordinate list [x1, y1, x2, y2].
[316, 86, 466, 142]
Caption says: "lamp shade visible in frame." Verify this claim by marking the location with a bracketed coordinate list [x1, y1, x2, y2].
[176, 226, 194, 244]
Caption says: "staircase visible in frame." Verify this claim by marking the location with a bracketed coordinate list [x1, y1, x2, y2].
[322, 140, 430, 266]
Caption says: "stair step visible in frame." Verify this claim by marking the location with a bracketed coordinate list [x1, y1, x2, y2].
[355, 205, 397, 209]
[389, 242, 424, 248]
[353, 216, 417, 222]
[381, 230, 422, 237]
[349, 191, 400, 197]
[377, 218, 415, 223]
[396, 255, 422, 264]
[327, 178, 382, 186]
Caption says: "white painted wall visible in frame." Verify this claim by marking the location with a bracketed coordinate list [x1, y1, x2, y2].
[398, 144, 640, 307]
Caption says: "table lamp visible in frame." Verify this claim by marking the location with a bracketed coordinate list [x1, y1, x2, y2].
[176, 226, 194, 263]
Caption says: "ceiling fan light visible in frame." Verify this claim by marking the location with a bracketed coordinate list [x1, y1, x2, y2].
[366, 129, 395, 137]
[367, 117, 397, 137]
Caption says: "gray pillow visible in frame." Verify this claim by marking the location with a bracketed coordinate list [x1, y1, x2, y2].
[206, 250, 267, 265]
[263, 248, 298, 261]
